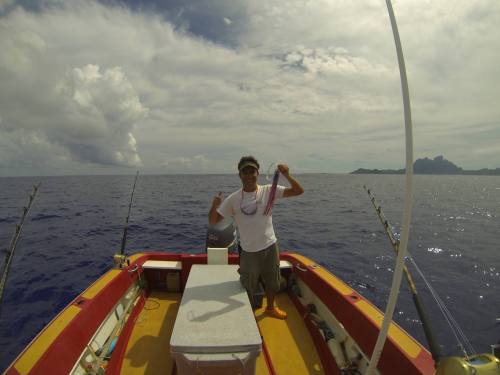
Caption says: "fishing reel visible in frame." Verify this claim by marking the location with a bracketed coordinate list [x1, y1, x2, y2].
[436, 353, 500, 375]
[113, 254, 130, 269]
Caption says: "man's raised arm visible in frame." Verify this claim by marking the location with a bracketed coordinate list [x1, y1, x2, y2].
[278, 164, 304, 197]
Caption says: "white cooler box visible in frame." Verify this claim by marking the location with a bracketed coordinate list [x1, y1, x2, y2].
[170, 265, 262, 375]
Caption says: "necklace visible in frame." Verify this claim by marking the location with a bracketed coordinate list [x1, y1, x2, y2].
[240, 187, 259, 215]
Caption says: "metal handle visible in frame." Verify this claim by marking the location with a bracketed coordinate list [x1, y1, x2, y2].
[128, 265, 139, 273]
[295, 263, 308, 272]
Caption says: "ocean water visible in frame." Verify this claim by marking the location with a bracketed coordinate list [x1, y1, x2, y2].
[0, 174, 499, 371]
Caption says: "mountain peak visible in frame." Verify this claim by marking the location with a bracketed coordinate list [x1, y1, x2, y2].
[350, 156, 500, 175]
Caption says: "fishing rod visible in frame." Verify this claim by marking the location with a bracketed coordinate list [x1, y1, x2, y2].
[120, 171, 139, 256]
[364, 185, 442, 365]
[0, 183, 41, 312]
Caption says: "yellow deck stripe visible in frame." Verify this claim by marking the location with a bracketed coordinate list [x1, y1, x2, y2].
[313, 267, 354, 295]
[355, 300, 421, 358]
[121, 292, 180, 374]
[14, 305, 81, 374]
[287, 253, 317, 267]
[82, 269, 121, 299]
[256, 294, 324, 374]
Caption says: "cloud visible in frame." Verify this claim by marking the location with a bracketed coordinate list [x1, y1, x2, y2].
[162, 154, 210, 173]
[282, 46, 391, 77]
[0, 128, 71, 169]
[57, 64, 147, 166]
[0, 0, 499, 175]
[0, 3, 148, 170]
[0, 0, 15, 12]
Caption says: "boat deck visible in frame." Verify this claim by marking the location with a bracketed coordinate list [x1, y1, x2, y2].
[120, 291, 324, 374]
[255, 293, 325, 374]
[120, 291, 180, 374]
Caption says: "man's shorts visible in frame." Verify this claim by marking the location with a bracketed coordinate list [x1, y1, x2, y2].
[238, 242, 281, 299]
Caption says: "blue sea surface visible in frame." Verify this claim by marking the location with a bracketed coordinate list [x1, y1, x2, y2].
[0, 174, 499, 371]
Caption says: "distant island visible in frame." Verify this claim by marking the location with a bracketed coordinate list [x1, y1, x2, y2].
[351, 156, 500, 175]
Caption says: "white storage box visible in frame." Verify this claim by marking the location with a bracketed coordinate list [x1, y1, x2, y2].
[170, 265, 261, 375]
[207, 247, 229, 265]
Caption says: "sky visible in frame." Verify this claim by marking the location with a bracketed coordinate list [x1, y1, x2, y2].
[0, 0, 499, 176]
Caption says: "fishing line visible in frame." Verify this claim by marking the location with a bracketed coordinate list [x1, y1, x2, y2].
[365, 185, 442, 363]
[265, 162, 277, 182]
[366, 184, 477, 359]
[407, 255, 476, 356]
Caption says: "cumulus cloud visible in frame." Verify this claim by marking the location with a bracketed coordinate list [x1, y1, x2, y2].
[0, 3, 148, 171]
[57, 64, 147, 166]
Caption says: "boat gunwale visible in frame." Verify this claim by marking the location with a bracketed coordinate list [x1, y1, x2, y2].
[5, 251, 435, 375]
[104, 294, 147, 374]
[283, 252, 435, 375]
[5, 260, 144, 375]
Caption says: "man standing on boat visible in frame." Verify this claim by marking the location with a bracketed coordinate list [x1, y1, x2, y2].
[209, 156, 304, 319]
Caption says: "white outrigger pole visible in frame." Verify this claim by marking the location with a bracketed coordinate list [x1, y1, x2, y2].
[366, 0, 414, 373]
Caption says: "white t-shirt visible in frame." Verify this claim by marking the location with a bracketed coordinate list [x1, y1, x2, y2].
[217, 184, 286, 252]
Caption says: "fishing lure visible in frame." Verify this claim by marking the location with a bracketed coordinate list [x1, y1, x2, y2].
[264, 168, 279, 215]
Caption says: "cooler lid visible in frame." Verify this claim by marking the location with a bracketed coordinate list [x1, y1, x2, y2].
[170, 265, 262, 354]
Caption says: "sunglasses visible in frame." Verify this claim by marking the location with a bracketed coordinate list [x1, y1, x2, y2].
[240, 189, 259, 215]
